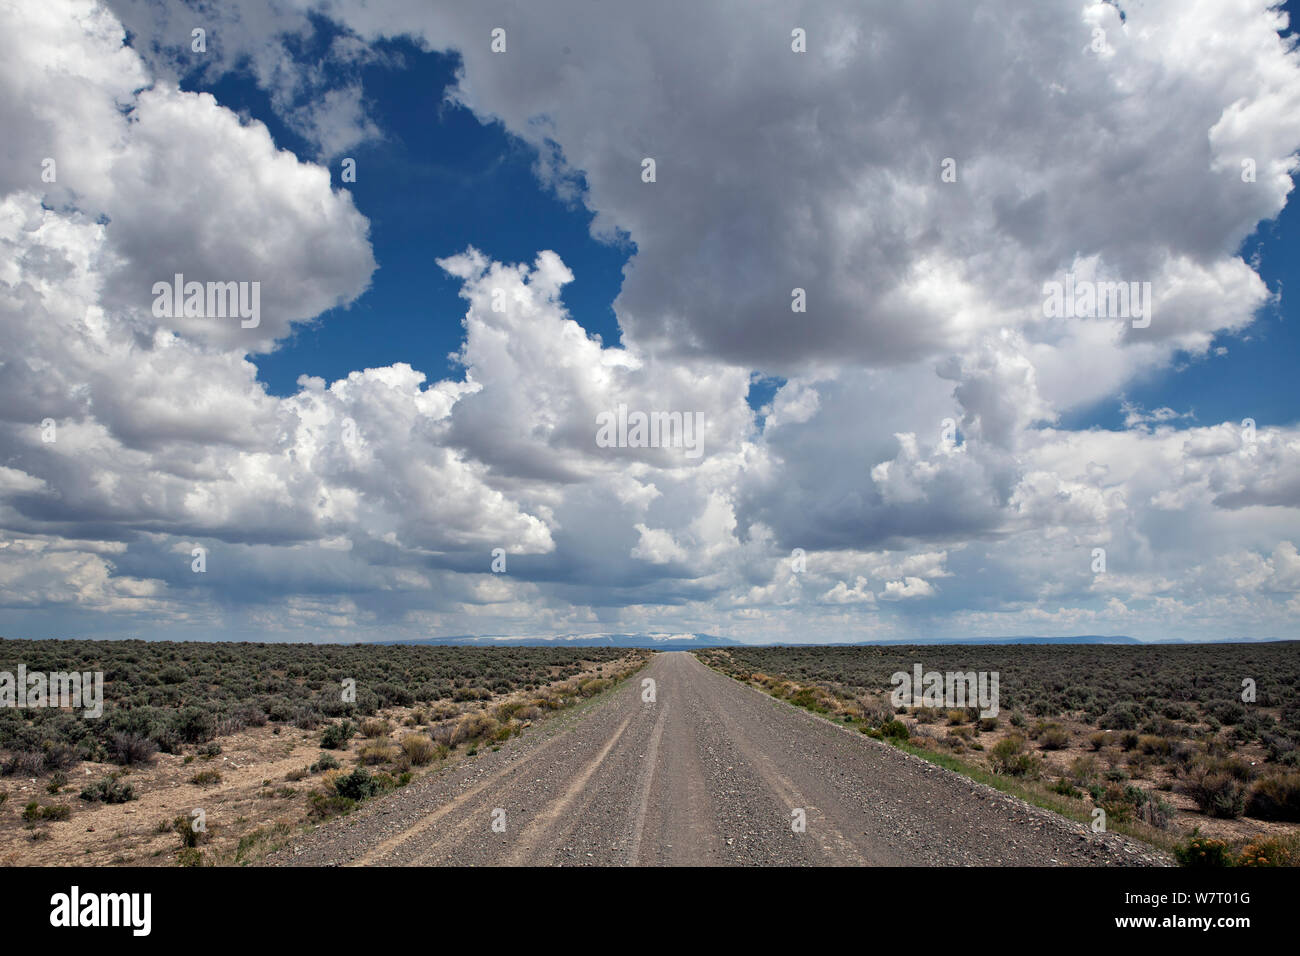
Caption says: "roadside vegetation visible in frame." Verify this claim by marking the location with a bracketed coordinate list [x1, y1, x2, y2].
[696, 643, 1300, 866]
[0, 638, 649, 865]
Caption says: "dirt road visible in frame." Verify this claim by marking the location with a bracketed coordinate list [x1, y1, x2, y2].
[273, 652, 1169, 866]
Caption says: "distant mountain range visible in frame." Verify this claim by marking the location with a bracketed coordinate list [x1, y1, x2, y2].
[386, 633, 1293, 648]
[388, 634, 745, 649]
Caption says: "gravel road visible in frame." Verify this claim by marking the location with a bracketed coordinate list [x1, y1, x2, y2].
[272, 651, 1170, 866]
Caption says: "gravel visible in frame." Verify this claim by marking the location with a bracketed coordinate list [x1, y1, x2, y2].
[272, 652, 1171, 867]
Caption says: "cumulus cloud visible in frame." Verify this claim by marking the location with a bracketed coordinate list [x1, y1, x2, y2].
[1, 0, 1299, 642]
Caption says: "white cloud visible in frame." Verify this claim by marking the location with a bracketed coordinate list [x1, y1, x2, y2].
[2, 0, 1299, 643]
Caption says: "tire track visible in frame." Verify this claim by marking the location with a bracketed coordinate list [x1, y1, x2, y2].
[275, 652, 1170, 868]
[626, 700, 668, 865]
[503, 713, 634, 865]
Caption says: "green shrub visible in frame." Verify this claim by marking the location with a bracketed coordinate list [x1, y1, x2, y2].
[319, 721, 355, 750]
[1245, 772, 1300, 821]
[1180, 758, 1250, 818]
[310, 752, 340, 773]
[1098, 783, 1135, 824]
[106, 727, 162, 764]
[333, 768, 379, 801]
[22, 801, 70, 823]
[1174, 831, 1233, 868]
[172, 814, 208, 848]
[79, 777, 136, 803]
[1087, 730, 1114, 751]
[1100, 704, 1138, 731]
[1051, 778, 1081, 797]
[452, 712, 500, 746]
[990, 735, 1038, 777]
[173, 707, 216, 744]
[1039, 726, 1069, 750]
[307, 792, 355, 820]
[879, 719, 909, 740]
[1068, 754, 1100, 785]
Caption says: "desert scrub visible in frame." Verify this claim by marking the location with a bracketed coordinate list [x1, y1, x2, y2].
[1097, 783, 1139, 824]
[226, 822, 295, 865]
[0, 639, 649, 785]
[357, 740, 397, 765]
[189, 769, 222, 787]
[319, 720, 355, 750]
[310, 752, 340, 773]
[172, 814, 209, 849]
[332, 767, 380, 801]
[1087, 730, 1115, 751]
[106, 733, 156, 764]
[492, 722, 519, 743]
[80, 776, 136, 803]
[1137, 734, 1172, 756]
[1134, 792, 1174, 830]
[359, 718, 391, 738]
[427, 700, 460, 720]
[1037, 725, 1070, 751]
[1174, 830, 1233, 867]
[494, 699, 530, 722]
[1179, 756, 1252, 819]
[308, 792, 355, 820]
[878, 719, 909, 741]
[22, 801, 71, 823]
[1068, 754, 1101, 785]
[990, 735, 1040, 777]
[1245, 772, 1300, 822]
[1237, 833, 1299, 867]
[401, 734, 436, 766]
[1050, 778, 1082, 798]
[452, 712, 501, 747]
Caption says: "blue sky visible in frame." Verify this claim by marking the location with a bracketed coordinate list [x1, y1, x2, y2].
[1062, 193, 1300, 431]
[192, 32, 631, 398]
[4, 0, 1300, 644]
[210, 11, 1300, 431]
